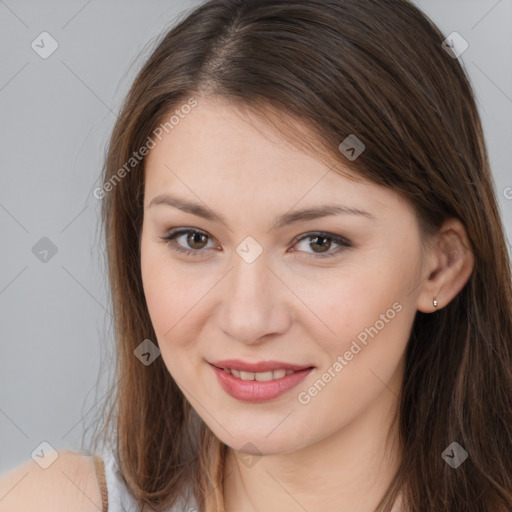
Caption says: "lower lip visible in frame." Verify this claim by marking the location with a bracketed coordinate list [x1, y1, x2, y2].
[210, 364, 313, 402]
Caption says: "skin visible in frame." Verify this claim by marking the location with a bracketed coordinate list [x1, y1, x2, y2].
[140, 95, 474, 512]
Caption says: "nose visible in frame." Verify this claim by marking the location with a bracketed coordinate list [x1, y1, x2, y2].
[216, 253, 293, 345]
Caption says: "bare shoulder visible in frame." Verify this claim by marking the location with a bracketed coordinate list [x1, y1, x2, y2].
[0, 449, 103, 512]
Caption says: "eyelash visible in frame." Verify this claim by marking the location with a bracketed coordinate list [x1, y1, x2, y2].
[160, 228, 352, 259]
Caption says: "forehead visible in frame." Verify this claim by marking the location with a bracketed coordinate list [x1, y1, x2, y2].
[143, 97, 404, 217]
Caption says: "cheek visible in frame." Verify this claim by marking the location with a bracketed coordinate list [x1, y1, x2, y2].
[292, 250, 417, 364]
[291, 268, 392, 343]
[140, 238, 214, 349]
[141, 237, 183, 340]
[293, 270, 414, 425]
[140, 244, 204, 382]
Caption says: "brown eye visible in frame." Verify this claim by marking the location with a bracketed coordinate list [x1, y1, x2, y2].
[309, 235, 332, 253]
[292, 232, 351, 258]
[186, 231, 209, 249]
[162, 228, 214, 257]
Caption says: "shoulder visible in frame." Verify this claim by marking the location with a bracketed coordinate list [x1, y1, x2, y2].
[0, 449, 104, 512]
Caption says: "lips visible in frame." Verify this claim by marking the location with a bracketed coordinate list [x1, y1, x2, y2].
[209, 363, 314, 402]
[210, 359, 313, 373]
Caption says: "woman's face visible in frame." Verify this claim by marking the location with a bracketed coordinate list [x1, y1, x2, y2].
[140, 96, 427, 455]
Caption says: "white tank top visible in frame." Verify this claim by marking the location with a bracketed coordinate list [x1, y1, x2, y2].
[96, 447, 198, 512]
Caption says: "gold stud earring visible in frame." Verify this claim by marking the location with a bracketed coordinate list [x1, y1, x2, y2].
[433, 298, 438, 307]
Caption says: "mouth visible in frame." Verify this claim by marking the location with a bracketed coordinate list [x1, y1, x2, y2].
[211, 365, 309, 381]
[208, 360, 315, 402]
[209, 359, 314, 380]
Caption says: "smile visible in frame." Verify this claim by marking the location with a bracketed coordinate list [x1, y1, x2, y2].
[221, 368, 296, 381]
[209, 363, 314, 402]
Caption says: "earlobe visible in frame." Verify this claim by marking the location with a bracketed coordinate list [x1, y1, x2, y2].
[416, 218, 475, 313]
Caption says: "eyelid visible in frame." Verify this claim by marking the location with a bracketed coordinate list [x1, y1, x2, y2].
[290, 231, 351, 259]
[160, 227, 352, 259]
[161, 228, 216, 257]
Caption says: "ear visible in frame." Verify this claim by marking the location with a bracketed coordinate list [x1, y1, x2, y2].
[416, 218, 475, 313]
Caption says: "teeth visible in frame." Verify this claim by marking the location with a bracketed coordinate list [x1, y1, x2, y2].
[226, 368, 296, 381]
[255, 371, 274, 382]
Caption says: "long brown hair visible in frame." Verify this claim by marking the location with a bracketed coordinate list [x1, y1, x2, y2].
[90, 0, 512, 510]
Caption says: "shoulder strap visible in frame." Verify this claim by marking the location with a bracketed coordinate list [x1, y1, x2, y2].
[93, 454, 109, 512]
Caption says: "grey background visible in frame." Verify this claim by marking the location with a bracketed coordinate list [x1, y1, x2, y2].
[1, 0, 511, 472]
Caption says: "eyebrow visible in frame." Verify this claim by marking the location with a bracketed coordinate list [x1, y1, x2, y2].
[148, 193, 375, 231]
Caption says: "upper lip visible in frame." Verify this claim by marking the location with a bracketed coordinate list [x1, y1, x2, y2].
[209, 359, 314, 372]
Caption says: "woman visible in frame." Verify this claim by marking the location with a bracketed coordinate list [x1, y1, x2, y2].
[2, 0, 511, 511]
